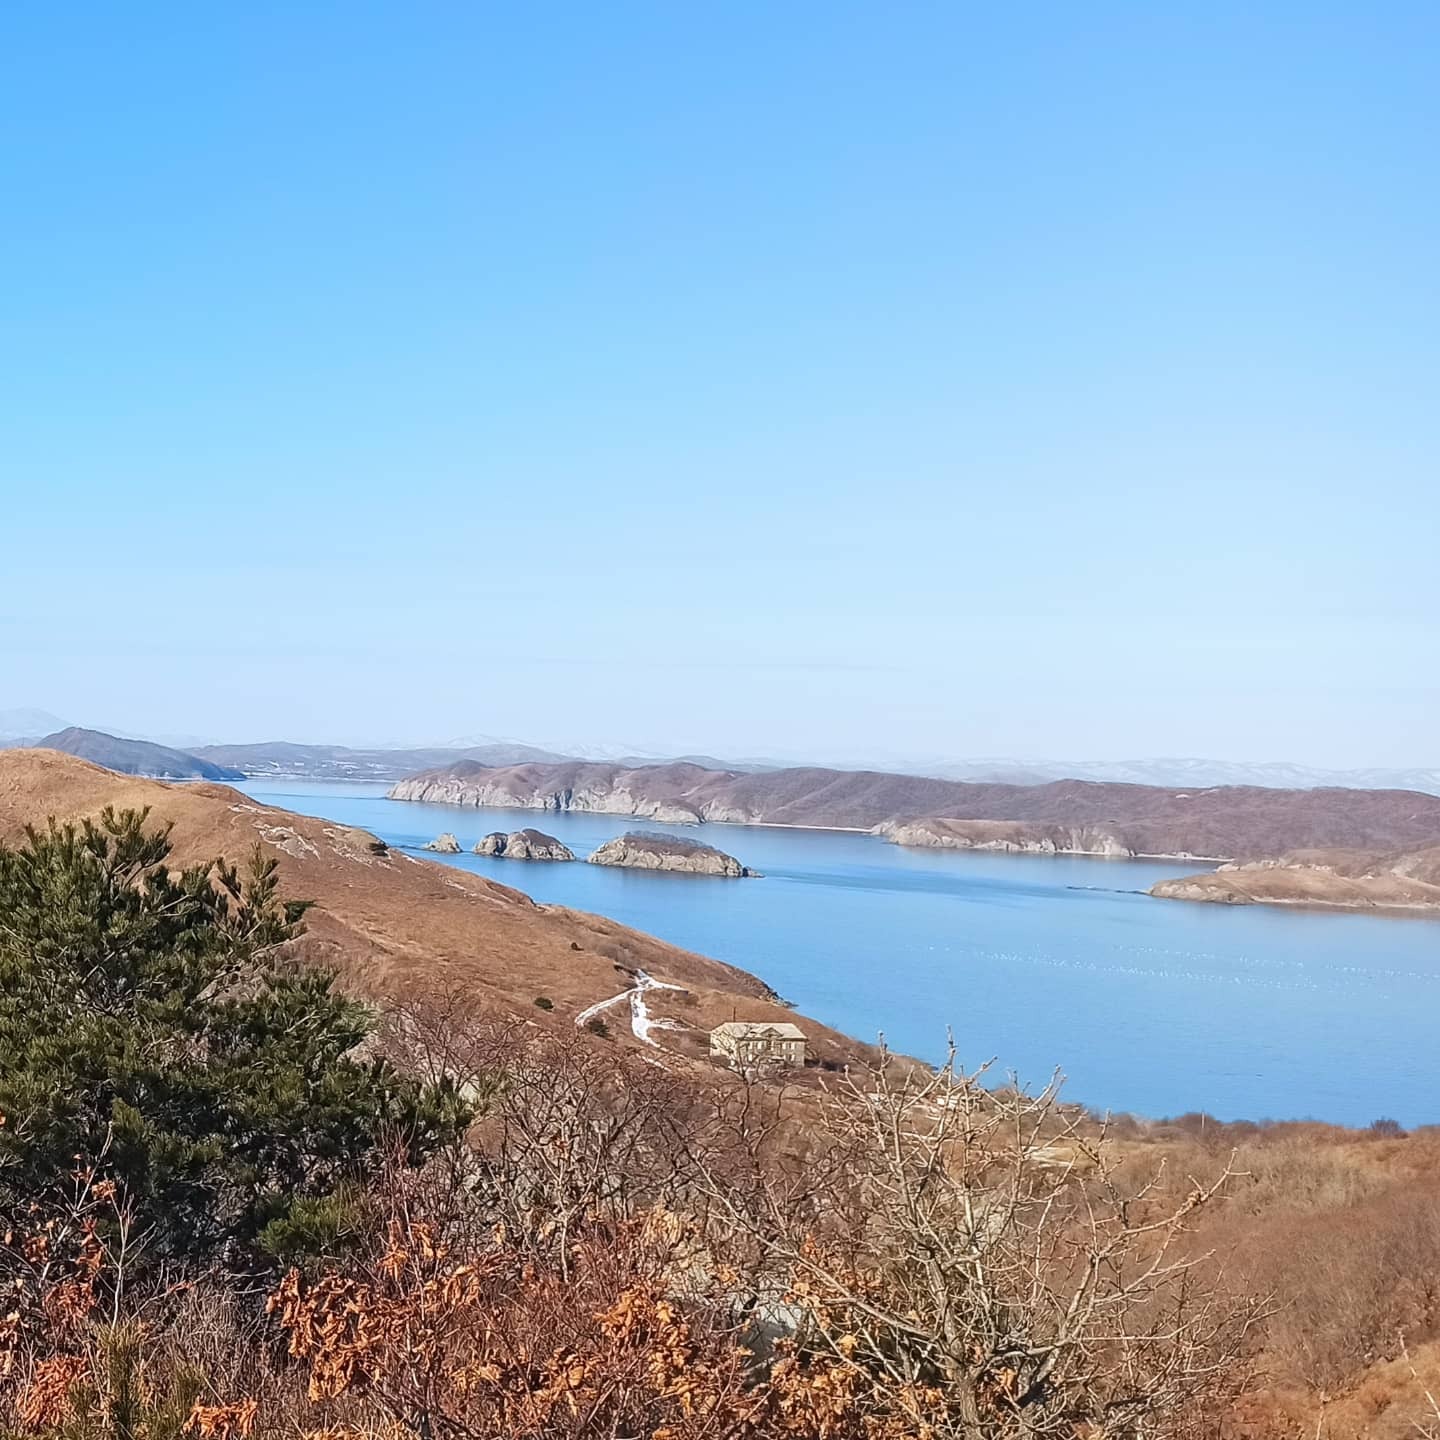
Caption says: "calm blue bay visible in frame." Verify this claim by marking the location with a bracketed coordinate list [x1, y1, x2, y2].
[240, 780, 1440, 1128]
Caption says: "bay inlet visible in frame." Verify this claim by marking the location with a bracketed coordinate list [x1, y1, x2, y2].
[240, 780, 1440, 1128]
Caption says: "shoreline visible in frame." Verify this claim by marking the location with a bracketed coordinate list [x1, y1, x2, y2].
[885, 836, 1232, 864]
[1154, 890, 1440, 921]
[238, 779, 1440, 1126]
[378, 789, 1228, 867]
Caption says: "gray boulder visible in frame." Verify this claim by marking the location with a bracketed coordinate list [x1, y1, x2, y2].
[474, 828, 575, 861]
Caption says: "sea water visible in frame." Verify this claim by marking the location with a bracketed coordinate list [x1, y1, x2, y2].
[238, 780, 1440, 1127]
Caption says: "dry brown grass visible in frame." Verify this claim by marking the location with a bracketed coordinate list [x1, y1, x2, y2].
[0, 749, 873, 1075]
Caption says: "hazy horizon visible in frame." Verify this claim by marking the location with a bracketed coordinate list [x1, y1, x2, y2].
[4, 5, 1436, 771]
[3, 703, 1437, 781]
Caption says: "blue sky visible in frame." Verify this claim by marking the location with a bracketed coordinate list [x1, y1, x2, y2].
[2, 3, 1436, 766]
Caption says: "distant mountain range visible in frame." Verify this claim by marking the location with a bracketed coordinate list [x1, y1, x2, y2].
[910, 756, 1440, 796]
[2, 706, 1436, 796]
[189, 740, 572, 780]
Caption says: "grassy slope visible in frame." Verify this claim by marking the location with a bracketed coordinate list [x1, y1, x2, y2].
[0, 749, 868, 1072]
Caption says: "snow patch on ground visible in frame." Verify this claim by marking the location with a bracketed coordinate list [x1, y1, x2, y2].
[254, 824, 319, 860]
[576, 969, 686, 1047]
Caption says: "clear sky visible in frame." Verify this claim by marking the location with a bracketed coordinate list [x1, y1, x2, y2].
[2, 3, 1436, 767]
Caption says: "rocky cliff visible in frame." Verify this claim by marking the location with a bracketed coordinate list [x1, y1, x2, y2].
[876, 818, 1138, 858]
[588, 831, 756, 877]
[389, 760, 1440, 863]
[392, 761, 712, 823]
[474, 828, 575, 861]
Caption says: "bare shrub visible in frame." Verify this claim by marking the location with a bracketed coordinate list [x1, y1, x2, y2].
[689, 1044, 1269, 1437]
[3, 1015, 1273, 1440]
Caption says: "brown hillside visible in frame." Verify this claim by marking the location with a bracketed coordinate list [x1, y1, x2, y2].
[392, 759, 1440, 860]
[1151, 844, 1440, 913]
[0, 750, 865, 1070]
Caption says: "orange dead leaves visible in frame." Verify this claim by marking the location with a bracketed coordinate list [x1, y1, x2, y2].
[184, 1397, 260, 1440]
[15, 1352, 88, 1429]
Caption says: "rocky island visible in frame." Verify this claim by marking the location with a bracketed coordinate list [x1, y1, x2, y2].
[474, 828, 575, 861]
[423, 832, 462, 853]
[588, 831, 758, 877]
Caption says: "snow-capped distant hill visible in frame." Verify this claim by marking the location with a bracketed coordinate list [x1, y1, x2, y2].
[918, 757, 1440, 796]
[0, 708, 68, 742]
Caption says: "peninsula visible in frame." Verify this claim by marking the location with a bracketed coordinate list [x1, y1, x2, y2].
[389, 760, 1440, 866]
[1150, 845, 1440, 915]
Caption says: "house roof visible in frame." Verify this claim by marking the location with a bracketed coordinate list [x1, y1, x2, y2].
[711, 1021, 806, 1041]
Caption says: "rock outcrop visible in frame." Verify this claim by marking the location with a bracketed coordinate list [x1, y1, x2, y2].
[876, 818, 1137, 858]
[474, 828, 575, 861]
[332, 826, 389, 859]
[423, 832, 461, 854]
[588, 831, 757, 877]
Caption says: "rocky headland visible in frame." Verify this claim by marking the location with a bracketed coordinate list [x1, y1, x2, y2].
[588, 831, 757, 877]
[389, 760, 1440, 868]
[1149, 845, 1440, 914]
[474, 828, 575, 861]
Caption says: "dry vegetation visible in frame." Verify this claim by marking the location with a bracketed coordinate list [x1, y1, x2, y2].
[0, 1020, 1267, 1440]
[1094, 1113, 1440, 1437]
[0, 750, 869, 1073]
[6, 1004, 1440, 1438]
[5, 751, 1440, 1438]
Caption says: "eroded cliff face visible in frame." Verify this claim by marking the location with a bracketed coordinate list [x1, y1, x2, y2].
[474, 829, 575, 861]
[392, 773, 706, 824]
[587, 833, 756, 877]
[875, 818, 1137, 858]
